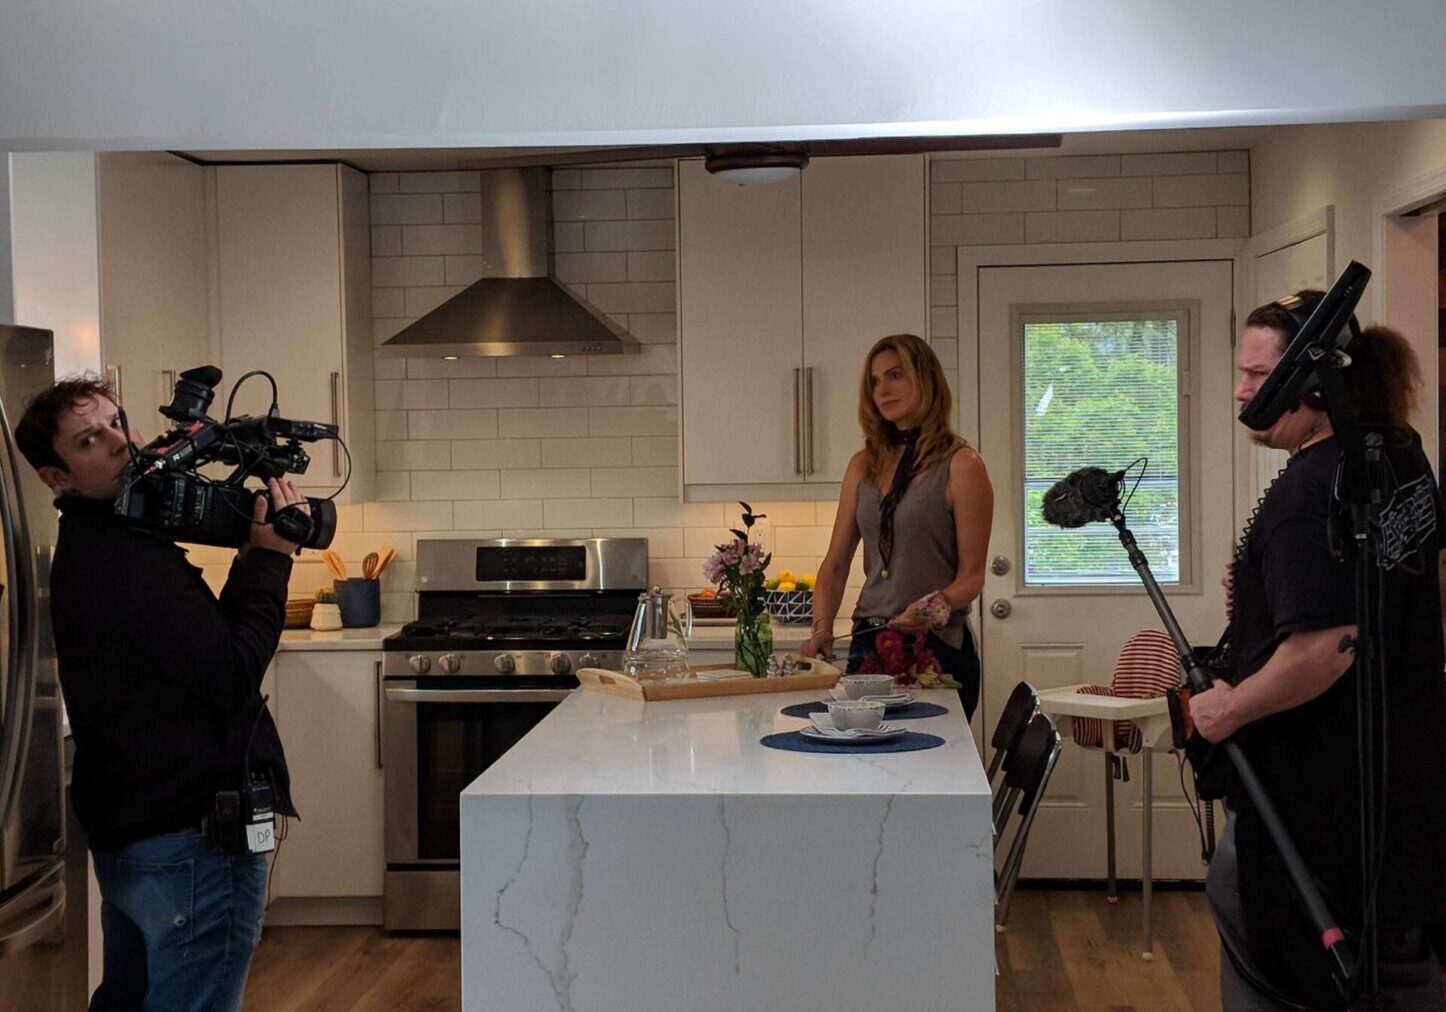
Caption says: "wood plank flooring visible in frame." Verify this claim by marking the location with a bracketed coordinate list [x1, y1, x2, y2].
[243, 889, 1220, 1012]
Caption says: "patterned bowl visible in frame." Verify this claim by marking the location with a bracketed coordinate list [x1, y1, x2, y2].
[765, 589, 813, 625]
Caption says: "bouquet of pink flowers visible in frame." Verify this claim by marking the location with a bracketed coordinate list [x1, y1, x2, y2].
[854, 628, 961, 689]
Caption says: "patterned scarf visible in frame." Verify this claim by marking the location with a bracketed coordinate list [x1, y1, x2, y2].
[877, 428, 921, 579]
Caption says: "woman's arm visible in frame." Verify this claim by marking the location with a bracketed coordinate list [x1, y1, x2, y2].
[800, 453, 865, 659]
[891, 447, 994, 632]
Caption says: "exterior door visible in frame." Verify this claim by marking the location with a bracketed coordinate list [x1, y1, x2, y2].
[974, 259, 1234, 880]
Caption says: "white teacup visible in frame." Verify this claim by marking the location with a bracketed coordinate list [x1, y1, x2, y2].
[836, 674, 896, 700]
[824, 699, 886, 731]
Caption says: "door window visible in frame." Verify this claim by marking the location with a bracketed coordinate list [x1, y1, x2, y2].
[1020, 310, 1190, 586]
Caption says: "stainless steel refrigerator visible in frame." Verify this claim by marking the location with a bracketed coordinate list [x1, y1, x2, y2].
[0, 324, 82, 1010]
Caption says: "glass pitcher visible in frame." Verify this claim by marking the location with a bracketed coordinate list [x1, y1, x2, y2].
[623, 586, 693, 681]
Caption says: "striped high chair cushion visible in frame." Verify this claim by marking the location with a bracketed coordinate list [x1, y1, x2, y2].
[1070, 630, 1182, 753]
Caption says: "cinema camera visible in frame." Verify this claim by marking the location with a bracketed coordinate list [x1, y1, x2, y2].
[114, 365, 340, 550]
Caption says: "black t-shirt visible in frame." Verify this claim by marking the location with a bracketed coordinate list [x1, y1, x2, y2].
[51, 494, 297, 850]
[1225, 428, 1446, 994]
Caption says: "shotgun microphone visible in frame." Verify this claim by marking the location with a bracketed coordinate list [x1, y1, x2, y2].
[1041, 466, 1125, 528]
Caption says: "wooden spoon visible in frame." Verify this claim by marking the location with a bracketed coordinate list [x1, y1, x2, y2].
[362, 551, 380, 580]
[322, 550, 347, 581]
[374, 547, 398, 579]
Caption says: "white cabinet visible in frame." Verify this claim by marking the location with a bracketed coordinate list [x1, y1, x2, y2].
[679, 163, 803, 486]
[214, 164, 375, 500]
[97, 152, 214, 435]
[678, 155, 926, 496]
[271, 651, 384, 901]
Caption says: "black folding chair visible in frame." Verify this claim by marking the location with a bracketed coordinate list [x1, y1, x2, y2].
[994, 712, 1063, 928]
[988, 681, 1039, 828]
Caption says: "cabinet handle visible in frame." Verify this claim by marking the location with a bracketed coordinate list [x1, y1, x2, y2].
[161, 368, 176, 398]
[105, 365, 123, 406]
[374, 659, 383, 770]
[330, 371, 342, 478]
[792, 368, 803, 475]
[804, 367, 815, 475]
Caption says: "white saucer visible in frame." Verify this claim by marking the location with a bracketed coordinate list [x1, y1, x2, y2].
[799, 723, 906, 744]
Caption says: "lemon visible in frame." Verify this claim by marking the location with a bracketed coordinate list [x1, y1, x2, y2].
[776, 581, 797, 592]
[763, 576, 781, 590]
[776, 568, 795, 584]
[797, 573, 816, 590]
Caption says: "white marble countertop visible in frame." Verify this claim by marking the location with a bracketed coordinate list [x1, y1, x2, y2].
[276, 624, 402, 651]
[464, 686, 988, 798]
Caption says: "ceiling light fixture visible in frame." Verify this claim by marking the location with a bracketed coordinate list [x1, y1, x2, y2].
[703, 147, 809, 186]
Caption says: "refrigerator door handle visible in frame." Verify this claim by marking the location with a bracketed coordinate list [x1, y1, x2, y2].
[0, 407, 38, 830]
[0, 864, 65, 957]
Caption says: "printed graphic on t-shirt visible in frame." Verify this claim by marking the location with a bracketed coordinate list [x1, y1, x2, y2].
[1375, 474, 1437, 570]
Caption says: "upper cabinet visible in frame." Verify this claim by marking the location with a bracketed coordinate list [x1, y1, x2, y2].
[97, 152, 214, 436]
[214, 164, 375, 501]
[678, 155, 926, 497]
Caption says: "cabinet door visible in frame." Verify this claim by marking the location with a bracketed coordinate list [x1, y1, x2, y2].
[216, 164, 344, 491]
[97, 152, 213, 435]
[272, 652, 384, 899]
[802, 156, 927, 482]
[678, 160, 804, 486]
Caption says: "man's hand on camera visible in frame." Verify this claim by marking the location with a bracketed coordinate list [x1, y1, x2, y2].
[248, 478, 309, 557]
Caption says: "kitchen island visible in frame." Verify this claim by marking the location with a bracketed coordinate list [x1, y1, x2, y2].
[460, 687, 994, 1012]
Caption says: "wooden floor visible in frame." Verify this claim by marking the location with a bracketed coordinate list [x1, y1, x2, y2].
[243, 889, 1220, 1012]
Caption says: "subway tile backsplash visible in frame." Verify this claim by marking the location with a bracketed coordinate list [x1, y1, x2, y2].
[239, 153, 1249, 624]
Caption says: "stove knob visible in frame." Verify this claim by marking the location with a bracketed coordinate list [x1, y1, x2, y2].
[578, 652, 599, 669]
[493, 654, 517, 675]
[408, 654, 432, 675]
[549, 653, 573, 675]
[438, 653, 462, 675]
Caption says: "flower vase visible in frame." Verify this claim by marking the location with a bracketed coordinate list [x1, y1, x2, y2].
[734, 609, 773, 678]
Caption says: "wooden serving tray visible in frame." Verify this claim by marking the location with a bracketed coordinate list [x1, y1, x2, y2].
[578, 659, 842, 701]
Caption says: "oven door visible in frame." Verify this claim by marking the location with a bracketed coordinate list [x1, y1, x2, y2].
[382, 679, 573, 930]
[382, 680, 573, 868]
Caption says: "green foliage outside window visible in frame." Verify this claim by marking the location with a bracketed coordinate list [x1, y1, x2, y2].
[1023, 318, 1181, 585]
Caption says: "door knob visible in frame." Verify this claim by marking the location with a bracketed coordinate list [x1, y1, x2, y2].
[990, 555, 1011, 576]
[990, 600, 1012, 620]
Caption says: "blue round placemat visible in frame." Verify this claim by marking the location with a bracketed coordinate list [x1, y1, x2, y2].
[760, 730, 946, 754]
[779, 701, 949, 720]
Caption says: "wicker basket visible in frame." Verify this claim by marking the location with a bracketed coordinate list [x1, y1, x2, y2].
[285, 598, 317, 629]
[687, 593, 737, 620]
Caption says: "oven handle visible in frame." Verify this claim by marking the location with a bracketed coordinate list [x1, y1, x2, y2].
[384, 687, 576, 704]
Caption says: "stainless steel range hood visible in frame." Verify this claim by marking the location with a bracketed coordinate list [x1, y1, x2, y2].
[379, 169, 639, 358]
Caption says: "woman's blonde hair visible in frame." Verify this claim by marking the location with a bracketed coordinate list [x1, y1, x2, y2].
[858, 334, 964, 483]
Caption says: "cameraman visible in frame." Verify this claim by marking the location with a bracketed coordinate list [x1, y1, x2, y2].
[1189, 297, 1446, 1010]
[15, 376, 303, 1012]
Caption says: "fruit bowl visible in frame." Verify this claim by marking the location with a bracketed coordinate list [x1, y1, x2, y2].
[765, 589, 813, 625]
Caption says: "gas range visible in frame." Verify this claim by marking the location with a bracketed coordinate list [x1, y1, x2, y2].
[381, 538, 648, 679]
[381, 537, 648, 931]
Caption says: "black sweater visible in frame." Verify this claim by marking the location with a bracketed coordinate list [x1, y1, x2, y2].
[51, 495, 297, 850]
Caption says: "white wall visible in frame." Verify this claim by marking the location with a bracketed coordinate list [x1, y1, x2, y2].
[1251, 119, 1446, 462]
[2, 1, 1445, 150]
[9, 153, 102, 377]
[0, 156, 13, 325]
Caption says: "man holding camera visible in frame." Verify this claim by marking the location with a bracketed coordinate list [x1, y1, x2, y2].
[15, 376, 304, 1011]
[1189, 295, 1446, 1010]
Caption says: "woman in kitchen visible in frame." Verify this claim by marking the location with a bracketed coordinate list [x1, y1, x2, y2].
[800, 333, 993, 719]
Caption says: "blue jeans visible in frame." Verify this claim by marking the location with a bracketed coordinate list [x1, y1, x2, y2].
[89, 829, 269, 1012]
[848, 622, 981, 720]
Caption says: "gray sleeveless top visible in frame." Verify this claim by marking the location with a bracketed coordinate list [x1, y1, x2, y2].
[854, 448, 968, 648]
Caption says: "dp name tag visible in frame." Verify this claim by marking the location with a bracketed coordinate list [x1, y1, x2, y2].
[246, 818, 276, 854]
